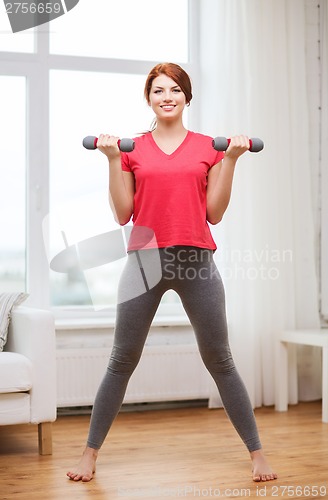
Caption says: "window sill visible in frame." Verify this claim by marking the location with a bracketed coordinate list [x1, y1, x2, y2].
[55, 314, 190, 330]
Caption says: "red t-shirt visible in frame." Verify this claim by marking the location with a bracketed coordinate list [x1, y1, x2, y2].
[120, 131, 224, 251]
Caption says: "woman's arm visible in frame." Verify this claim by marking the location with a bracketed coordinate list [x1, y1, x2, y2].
[97, 134, 135, 225]
[108, 167, 135, 225]
[206, 135, 249, 225]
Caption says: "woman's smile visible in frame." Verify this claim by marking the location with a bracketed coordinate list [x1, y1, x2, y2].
[161, 104, 176, 111]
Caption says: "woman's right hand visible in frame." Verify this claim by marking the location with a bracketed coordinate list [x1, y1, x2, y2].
[224, 135, 250, 161]
[97, 134, 121, 161]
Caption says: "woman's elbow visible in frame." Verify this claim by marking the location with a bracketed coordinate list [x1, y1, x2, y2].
[116, 213, 132, 226]
[207, 215, 222, 225]
[110, 202, 133, 225]
[206, 208, 223, 225]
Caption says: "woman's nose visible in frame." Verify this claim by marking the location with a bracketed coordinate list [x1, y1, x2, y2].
[163, 91, 172, 101]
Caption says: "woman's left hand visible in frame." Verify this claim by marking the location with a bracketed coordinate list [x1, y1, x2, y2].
[225, 135, 250, 160]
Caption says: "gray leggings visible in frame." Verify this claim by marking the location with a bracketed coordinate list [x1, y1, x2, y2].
[87, 246, 262, 452]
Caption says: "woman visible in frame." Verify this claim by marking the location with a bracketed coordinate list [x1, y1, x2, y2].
[67, 63, 277, 483]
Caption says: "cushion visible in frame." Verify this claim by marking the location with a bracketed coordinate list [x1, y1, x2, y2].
[0, 293, 29, 352]
[0, 352, 33, 393]
[0, 393, 31, 425]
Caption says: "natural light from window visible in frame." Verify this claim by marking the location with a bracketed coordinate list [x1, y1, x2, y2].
[49, 70, 153, 306]
[50, 0, 189, 62]
[0, 8, 34, 52]
[0, 76, 26, 292]
[0, 0, 190, 310]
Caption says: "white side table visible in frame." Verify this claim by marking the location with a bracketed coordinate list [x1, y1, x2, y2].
[275, 329, 328, 423]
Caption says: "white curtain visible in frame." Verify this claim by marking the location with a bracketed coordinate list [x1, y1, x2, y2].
[198, 0, 322, 407]
[320, 0, 328, 319]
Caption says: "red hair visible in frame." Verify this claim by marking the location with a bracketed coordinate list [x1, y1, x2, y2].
[144, 63, 193, 105]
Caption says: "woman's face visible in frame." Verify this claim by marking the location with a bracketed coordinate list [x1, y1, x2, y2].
[148, 74, 187, 122]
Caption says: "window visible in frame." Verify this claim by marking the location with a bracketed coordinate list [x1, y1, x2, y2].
[0, 13, 34, 52]
[0, 0, 197, 315]
[49, 70, 153, 306]
[50, 0, 188, 62]
[0, 76, 26, 293]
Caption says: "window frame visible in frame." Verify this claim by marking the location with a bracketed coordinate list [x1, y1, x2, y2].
[0, 0, 200, 319]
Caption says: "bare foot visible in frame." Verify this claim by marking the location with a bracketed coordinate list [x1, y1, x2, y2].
[250, 449, 278, 482]
[67, 447, 98, 482]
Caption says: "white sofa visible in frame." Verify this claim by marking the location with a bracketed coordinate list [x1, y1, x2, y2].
[0, 306, 57, 454]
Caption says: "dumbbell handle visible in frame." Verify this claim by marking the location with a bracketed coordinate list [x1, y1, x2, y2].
[82, 135, 135, 153]
[212, 137, 264, 153]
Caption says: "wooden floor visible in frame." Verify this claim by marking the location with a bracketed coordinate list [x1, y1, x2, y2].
[0, 401, 327, 499]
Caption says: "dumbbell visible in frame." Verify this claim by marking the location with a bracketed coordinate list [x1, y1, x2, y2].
[83, 134, 263, 154]
[82, 135, 135, 153]
[212, 136, 264, 153]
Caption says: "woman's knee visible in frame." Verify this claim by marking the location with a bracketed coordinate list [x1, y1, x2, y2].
[107, 346, 141, 375]
[200, 348, 236, 375]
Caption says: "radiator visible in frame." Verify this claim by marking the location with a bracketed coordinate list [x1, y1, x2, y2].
[56, 344, 213, 407]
